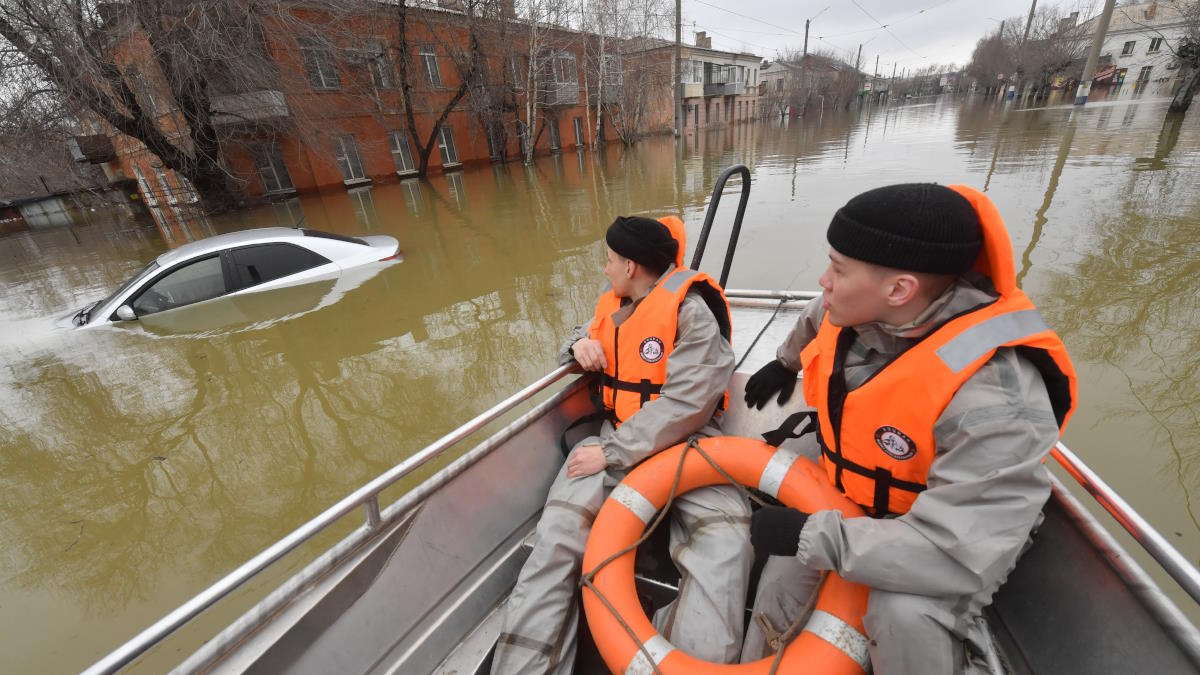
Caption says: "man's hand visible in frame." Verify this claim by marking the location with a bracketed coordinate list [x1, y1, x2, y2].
[743, 360, 798, 410]
[567, 444, 607, 478]
[572, 338, 607, 371]
[750, 506, 810, 556]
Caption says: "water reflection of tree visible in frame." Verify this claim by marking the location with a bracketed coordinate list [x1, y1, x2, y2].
[1043, 130, 1200, 528]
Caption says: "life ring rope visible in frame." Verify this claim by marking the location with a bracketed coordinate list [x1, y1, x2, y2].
[579, 436, 871, 675]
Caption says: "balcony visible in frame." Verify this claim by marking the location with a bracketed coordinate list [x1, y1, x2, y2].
[67, 135, 116, 164]
[704, 82, 744, 97]
[680, 82, 704, 99]
[210, 90, 290, 126]
[545, 81, 579, 106]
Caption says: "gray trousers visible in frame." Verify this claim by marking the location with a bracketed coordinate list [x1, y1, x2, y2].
[492, 449, 752, 674]
[742, 555, 995, 674]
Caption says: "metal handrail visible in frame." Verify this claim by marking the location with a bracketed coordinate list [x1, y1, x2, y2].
[689, 164, 751, 287]
[83, 364, 576, 675]
[1051, 441, 1200, 605]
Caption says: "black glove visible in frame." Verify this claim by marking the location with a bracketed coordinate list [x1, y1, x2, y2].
[750, 506, 809, 557]
[743, 360, 798, 410]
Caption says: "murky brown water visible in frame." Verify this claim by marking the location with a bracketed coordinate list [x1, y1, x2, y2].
[2, 92, 1199, 672]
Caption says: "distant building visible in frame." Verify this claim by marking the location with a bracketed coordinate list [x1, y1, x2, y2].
[662, 32, 763, 131]
[1080, 1, 1192, 95]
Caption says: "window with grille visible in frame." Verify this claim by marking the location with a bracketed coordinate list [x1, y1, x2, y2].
[1121, 41, 1136, 55]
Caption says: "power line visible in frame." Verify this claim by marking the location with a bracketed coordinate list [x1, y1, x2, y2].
[848, 0, 925, 59]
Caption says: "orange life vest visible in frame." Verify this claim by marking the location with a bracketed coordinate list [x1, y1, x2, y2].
[588, 217, 731, 425]
[799, 184, 1077, 517]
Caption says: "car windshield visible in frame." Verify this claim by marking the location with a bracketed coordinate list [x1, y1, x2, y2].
[85, 260, 160, 323]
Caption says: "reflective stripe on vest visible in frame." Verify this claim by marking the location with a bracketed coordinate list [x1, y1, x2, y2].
[801, 185, 1077, 517]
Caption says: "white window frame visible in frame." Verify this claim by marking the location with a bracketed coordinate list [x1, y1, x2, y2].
[1148, 37, 1164, 53]
[179, 176, 200, 204]
[553, 52, 578, 84]
[333, 134, 367, 183]
[508, 54, 527, 88]
[367, 42, 394, 89]
[134, 167, 159, 207]
[601, 53, 622, 87]
[1121, 40, 1136, 56]
[389, 130, 417, 174]
[437, 126, 460, 166]
[420, 47, 443, 87]
[299, 38, 340, 90]
[573, 116, 584, 146]
[254, 142, 294, 194]
[153, 166, 177, 205]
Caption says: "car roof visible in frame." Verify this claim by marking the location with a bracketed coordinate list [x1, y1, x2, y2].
[156, 227, 306, 267]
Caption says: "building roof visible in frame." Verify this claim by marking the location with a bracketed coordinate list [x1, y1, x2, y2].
[632, 36, 761, 62]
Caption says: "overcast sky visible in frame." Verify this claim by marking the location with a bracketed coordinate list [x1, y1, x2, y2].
[680, 0, 1097, 73]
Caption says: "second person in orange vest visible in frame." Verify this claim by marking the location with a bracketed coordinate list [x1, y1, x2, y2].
[741, 183, 1075, 673]
[491, 215, 751, 674]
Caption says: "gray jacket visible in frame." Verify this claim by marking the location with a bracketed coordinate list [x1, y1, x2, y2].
[559, 265, 735, 470]
[777, 275, 1060, 612]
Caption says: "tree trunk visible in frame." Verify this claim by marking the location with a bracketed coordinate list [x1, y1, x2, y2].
[1168, 67, 1199, 113]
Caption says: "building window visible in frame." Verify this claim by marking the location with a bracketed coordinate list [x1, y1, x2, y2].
[553, 52, 578, 84]
[388, 131, 416, 174]
[299, 38, 340, 90]
[366, 42, 395, 89]
[1136, 65, 1154, 82]
[153, 166, 177, 205]
[420, 47, 443, 87]
[693, 60, 703, 83]
[134, 167, 159, 207]
[1121, 40, 1136, 56]
[681, 59, 694, 84]
[179, 176, 200, 204]
[693, 105, 698, 127]
[1148, 37, 1164, 53]
[333, 134, 366, 182]
[601, 53, 622, 87]
[574, 116, 584, 145]
[548, 117, 562, 150]
[437, 126, 460, 166]
[255, 142, 294, 194]
[508, 54, 527, 88]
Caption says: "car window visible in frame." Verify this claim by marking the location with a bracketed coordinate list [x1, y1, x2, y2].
[228, 243, 331, 290]
[130, 256, 226, 316]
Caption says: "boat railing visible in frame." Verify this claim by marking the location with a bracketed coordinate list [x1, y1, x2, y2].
[82, 363, 580, 675]
[82, 308, 1200, 672]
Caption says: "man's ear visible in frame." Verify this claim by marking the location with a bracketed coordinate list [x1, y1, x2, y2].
[885, 273, 921, 307]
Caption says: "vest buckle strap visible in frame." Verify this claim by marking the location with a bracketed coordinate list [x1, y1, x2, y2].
[820, 445, 927, 517]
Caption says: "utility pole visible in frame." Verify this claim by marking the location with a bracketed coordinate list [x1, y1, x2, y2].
[890, 62, 896, 101]
[802, 19, 810, 105]
[1014, 0, 1037, 99]
[674, 0, 681, 136]
[1075, 0, 1116, 105]
[855, 43, 863, 101]
[874, 54, 879, 99]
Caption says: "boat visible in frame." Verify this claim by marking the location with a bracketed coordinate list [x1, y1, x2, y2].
[84, 167, 1200, 674]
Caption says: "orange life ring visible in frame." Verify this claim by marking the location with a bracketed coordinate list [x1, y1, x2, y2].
[581, 436, 870, 674]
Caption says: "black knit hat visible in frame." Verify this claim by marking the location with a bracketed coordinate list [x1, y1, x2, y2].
[827, 183, 983, 274]
[605, 216, 679, 274]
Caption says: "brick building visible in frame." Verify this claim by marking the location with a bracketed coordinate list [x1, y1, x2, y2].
[73, 3, 625, 241]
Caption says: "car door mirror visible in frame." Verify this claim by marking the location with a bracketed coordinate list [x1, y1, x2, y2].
[115, 305, 137, 321]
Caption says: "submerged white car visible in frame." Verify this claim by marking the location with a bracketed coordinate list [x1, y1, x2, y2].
[72, 227, 399, 327]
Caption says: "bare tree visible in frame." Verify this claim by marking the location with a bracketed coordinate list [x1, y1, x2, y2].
[0, 0, 360, 211]
[391, 0, 493, 175]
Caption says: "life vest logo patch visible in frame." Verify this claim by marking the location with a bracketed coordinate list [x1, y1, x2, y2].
[639, 337, 665, 363]
[875, 426, 916, 460]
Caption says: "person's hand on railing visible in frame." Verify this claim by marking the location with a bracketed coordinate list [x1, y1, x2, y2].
[743, 360, 798, 410]
[571, 338, 608, 372]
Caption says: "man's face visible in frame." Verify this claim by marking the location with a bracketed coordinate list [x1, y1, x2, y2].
[817, 248, 892, 327]
[604, 247, 633, 296]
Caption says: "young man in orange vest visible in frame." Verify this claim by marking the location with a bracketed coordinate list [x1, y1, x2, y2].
[742, 184, 1075, 673]
[492, 216, 751, 674]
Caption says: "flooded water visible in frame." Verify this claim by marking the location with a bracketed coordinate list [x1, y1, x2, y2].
[2, 92, 1199, 672]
